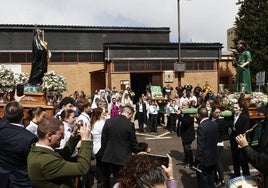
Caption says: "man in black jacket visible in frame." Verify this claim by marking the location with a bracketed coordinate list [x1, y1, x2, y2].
[135, 97, 147, 133]
[0, 101, 38, 188]
[100, 105, 138, 187]
[195, 107, 219, 188]
[178, 100, 195, 167]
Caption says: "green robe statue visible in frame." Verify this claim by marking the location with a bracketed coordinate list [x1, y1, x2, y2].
[236, 50, 252, 94]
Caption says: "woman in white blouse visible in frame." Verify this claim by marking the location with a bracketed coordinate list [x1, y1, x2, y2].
[91, 107, 106, 187]
[26, 107, 47, 135]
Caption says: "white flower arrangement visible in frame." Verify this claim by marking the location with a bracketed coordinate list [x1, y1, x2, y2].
[250, 92, 268, 107]
[41, 71, 67, 94]
[221, 92, 268, 110]
[15, 72, 29, 85]
[0, 65, 16, 92]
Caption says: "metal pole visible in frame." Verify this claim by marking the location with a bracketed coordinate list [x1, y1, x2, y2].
[177, 0, 181, 63]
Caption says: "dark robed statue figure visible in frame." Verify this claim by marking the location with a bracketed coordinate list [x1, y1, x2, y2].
[28, 28, 50, 85]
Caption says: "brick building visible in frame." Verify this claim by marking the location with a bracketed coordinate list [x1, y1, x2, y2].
[0, 24, 225, 101]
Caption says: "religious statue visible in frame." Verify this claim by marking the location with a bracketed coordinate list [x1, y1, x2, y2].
[28, 27, 51, 85]
[232, 41, 252, 94]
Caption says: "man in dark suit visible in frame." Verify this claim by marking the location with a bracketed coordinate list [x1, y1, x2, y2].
[195, 107, 219, 188]
[0, 101, 38, 188]
[178, 101, 195, 167]
[229, 103, 250, 177]
[184, 83, 193, 98]
[135, 97, 147, 133]
[100, 105, 138, 187]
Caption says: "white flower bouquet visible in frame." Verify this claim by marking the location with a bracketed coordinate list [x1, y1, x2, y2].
[15, 72, 29, 85]
[0, 65, 16, 92]
[41, 71, 67, 94]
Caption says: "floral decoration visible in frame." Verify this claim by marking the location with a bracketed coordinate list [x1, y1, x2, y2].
[250, 92, 268, 107]
[0, 65, 16, 92]
[15, 72, 29, 85]
[221, 92, 268, 110]
[41, 71, 67, 94]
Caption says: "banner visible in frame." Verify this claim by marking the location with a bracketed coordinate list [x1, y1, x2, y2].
[150, 86, 163, 99]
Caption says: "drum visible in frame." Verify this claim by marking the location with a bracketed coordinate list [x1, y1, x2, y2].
[227, 176, 262, 188]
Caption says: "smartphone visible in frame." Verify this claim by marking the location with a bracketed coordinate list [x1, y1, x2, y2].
[16, 84, 24, 97]
[147, 153, 169, 167]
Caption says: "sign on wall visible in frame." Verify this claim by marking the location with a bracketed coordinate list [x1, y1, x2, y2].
[164, 71, 174, 83]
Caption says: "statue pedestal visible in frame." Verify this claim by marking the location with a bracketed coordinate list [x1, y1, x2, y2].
[0, 92, 54, 119]
[21, 92, 47, 106]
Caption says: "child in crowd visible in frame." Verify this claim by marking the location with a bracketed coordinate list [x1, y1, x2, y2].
[137, 142, 151, 153]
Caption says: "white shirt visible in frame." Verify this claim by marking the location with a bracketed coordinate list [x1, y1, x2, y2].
[26, 121, 38, 135]
[77, 112, 91, 129]
[59, 121, 78, 157]
[148, 104, 159, 115]
[189, 95, 197, 105]
[59, 121, 74, 149]
[91, 119, 105, 154]
[179, 97, 189, 109]
[35, 143, 54, 151]
[168, 104, 178, 114]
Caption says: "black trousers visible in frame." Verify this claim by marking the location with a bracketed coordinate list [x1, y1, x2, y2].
[196, 165, 216, 188]
[101, 162, 123, 188]
[137, 112, 145, 132]
[230, 138, 250, 177]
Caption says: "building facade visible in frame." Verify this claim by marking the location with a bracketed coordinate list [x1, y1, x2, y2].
[0, 24, 224, 100]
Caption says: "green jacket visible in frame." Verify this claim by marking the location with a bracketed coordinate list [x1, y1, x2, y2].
[27, 136, 92, 188]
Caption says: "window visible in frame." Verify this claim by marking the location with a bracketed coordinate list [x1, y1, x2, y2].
[146, 60, 160, 71]
[114, 61, 129, 71]
[64, 53, 77, 62]
[11, 53, 26, 63]
[78, 53, 90, 62]
[129, 61, 145, 71]
[0, 53, 9, 63]
[185, 61, 193, 70]
[92, 53, 103, 62]
[205, 61, 214, 70]
[162, 60, 175, 70]
[50, 52, 63, 62]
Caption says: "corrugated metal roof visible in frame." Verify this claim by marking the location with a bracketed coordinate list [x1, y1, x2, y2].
[0, 24, 170, 51]
[0, 24, 170, 33]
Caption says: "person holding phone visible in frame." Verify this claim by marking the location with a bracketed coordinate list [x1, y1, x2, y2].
[27, 117, 92, 188]
[235, 103, 268, 188]
[114, 154, 178, 188]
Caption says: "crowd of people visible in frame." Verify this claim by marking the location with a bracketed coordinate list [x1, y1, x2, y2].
[0, 77, 268, 188]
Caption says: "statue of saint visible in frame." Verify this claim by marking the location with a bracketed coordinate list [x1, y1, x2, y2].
[28, 27, 51, 85]
[232, 41, 252, 94]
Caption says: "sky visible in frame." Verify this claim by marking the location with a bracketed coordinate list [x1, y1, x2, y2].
[0, 0, 239, 49]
